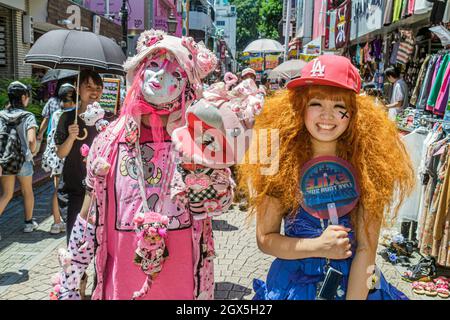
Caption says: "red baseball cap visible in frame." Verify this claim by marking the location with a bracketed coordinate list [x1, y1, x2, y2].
[286, 55, 361, 93]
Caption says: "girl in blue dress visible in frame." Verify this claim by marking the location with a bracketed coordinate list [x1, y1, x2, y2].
[238, 55, 415, 300]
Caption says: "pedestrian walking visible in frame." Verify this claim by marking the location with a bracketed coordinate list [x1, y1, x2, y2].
[0, 81, 39, 236]
[41, 83, 78, 234]
[54, 70, 103, 244]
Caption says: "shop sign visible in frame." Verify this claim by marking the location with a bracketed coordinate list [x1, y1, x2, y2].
[248, 53, 263, 72]
[99, 78, 121, 115]
[84, 0, 145, 31]
[334, 0, 350, 49]
[265, 54, 279, 70]
[350, 0, 383, 40]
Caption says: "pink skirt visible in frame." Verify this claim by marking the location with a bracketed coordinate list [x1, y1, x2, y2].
[103, 228, 194, 300]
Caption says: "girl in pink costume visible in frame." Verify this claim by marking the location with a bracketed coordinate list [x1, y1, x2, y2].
[51, 30, 263, 300]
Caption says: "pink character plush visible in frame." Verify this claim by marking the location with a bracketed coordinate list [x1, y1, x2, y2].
[92, 157, 111, 176]
[132, 211, 170, 299]
[80, 144, 90, 157]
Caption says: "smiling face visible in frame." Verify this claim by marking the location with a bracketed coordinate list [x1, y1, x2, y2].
[141, 51, 188, 107]
[304, 97, 351, 143]
[80, 78, 103, 106]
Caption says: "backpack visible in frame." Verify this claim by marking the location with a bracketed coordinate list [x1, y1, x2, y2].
[0, 112, 27, 175]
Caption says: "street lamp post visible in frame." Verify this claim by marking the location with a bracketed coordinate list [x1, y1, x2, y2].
[120, 0, 128, 55]
[167, 9, 178, 35]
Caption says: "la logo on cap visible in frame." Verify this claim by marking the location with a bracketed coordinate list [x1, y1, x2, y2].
[310, 59, 325, 77]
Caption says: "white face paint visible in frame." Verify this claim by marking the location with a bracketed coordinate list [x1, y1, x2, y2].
[141, 51, 188, 107]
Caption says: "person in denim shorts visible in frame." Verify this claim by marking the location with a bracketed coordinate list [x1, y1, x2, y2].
[0, 81, 39, 235]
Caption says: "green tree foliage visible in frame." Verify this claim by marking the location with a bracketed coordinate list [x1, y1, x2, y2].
[229, 0, 261, 52]
[229, 0, 283, 67]
[258, 0, 283, 40]
[0, 77, 45, 124]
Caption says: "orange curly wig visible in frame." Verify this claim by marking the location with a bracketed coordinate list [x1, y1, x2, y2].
[237, 85, 415, 234]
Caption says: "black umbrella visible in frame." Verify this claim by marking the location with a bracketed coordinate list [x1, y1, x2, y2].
[41, 69, 78, 84]
[24, 30, 126, 140]
[24, 29, 126, 74]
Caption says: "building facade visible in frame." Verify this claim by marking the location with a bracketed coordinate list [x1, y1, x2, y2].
[83, 0, 183, 56]
[0, 0, 32, 79]
[189, 0, 215, 49]
[0, 0, 122, 79]
[214, 0, 237, 66]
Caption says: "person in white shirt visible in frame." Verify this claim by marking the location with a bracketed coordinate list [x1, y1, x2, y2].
[384, 67, 409, 121]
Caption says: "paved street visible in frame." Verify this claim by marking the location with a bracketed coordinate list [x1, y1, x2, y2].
[0, 181, 440, 300]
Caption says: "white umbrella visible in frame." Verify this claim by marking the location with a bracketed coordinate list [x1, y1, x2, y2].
[243, 39, 284, 53]
[268, 59, 308, 80]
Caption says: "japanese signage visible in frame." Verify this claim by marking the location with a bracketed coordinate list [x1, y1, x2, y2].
[334, 0, 350, 49]
[99, 78, 121, 114]
[350, 0, 383, 40]
[84, 0, 145, 30]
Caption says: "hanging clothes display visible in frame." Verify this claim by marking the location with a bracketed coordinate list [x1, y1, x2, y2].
[410, 55, 431, 106]
[415, 123, 450, 267]
[397, 128, 428, 222]
[433, 54, 450, 116]
[408, 0, 416, 15]
[444, 0, 450, 23]
[414, 0, 434, 14]
[384, 0, 395, 25]
[430, 0, 449, 24]
[394, 0, 404, 22]
[412, 51, 450, 114]
[427, 53, 450, 112]
[397, 30, 415, 64]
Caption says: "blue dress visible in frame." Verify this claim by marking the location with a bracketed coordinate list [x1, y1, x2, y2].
[253, 207, 408, 300]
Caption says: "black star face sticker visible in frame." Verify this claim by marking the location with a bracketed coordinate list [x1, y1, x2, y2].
[339, 111, 350, 119]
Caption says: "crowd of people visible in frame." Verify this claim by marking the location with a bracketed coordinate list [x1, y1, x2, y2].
[0, 28, 422, 300]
